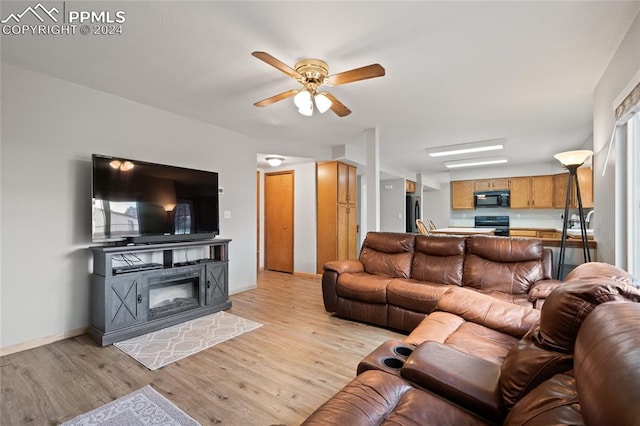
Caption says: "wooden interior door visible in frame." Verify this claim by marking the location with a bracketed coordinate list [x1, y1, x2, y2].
[265, 171, 294, 273]
[256, 171, 260, 271]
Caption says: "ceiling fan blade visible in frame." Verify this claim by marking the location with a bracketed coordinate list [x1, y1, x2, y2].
[252, 51, 302, 80]
[327, 64, 385, 86]
[254, 89, 299, 107]
[325, 93, 351, 117]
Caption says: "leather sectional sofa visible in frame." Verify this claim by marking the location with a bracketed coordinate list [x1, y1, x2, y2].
[322, 232, 559, 333]
[304, 262, 640, 425]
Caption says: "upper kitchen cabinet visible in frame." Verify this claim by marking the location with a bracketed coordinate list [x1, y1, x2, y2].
[553, 167, 593, 209]
[474, 178, 510, 191]
[451, 180, 475, 210]
[510, 175, 554, 209]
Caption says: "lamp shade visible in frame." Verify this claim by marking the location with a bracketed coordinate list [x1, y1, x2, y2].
[314, 92, 332, 113]
[553, 150, 593, 167]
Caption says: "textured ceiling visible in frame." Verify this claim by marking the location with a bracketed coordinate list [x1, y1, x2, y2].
[2, 1, 639, 177]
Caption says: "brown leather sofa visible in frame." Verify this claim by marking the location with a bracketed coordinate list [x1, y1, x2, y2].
[322, 232, 559, 332]
[304, 262, 640, 425]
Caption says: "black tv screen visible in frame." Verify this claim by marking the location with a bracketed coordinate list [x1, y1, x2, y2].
[92, 154, 219, 243]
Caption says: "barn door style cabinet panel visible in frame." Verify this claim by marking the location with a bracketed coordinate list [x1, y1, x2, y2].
[89, 239, 231, 346]
[317, 161, 358, 274]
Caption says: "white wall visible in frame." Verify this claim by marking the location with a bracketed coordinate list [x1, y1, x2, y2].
[593, 12, 640, 264]
[0, 65, 258, 348]
[258, 162, 317, 275]
[423, 183, 451, 229]
[380, 178, 406, 232]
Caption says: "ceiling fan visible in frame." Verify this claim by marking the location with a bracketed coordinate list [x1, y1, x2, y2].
[252, 51, 385, 117]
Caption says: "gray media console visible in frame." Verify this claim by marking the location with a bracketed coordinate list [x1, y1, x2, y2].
[89, 239, 232, 346]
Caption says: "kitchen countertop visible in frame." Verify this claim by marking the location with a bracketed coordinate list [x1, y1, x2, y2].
[433, 227, 495, 235]
[509, 227, 597, 248]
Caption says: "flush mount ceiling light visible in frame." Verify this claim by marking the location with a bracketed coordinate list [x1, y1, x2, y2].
[553, 150, 593, 167]
[426, 139, 505, 157]
[444, 156, 509, 169]
[265, 156, 285, 167]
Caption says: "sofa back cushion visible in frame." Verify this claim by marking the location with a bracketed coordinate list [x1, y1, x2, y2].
[536, 273, 640, 353]
[574, 302, 640, 426]
[410, 235, 466, 285]
[360, 232, 415, 278]
[463, 236, 544, 294]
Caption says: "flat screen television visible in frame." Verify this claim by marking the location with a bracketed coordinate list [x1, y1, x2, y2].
[92, 154, 219, 243]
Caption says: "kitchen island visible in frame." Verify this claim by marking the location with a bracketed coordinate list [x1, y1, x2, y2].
[432, 227, 495, 236]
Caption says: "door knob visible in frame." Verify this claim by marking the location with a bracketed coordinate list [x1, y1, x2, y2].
[283, 225, 287, 229]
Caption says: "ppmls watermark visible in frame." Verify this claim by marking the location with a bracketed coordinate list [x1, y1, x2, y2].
[1, 2, 126, 36]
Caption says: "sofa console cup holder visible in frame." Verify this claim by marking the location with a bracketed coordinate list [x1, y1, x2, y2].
[382, 357, 404, 369]
[393, 346, 413, 358]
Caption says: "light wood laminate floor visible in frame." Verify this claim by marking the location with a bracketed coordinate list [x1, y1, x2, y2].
[0, 271, 405, 425]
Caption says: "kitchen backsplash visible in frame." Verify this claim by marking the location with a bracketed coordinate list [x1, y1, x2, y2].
[449, 208, 592, 229]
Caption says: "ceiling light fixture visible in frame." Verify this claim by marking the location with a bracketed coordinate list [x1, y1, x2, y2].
[426, 139, 505, 157]
[293, 87, 332, 117]
[265, 156, 285, 167]
[444, 156, 509, 169]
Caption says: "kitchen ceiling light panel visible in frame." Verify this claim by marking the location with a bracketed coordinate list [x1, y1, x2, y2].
[426, 139, 506, 157]
[444, 156, 508, 169]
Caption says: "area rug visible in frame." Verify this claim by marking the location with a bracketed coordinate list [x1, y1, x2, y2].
[114, 311, 263, 370]
[61, 385, 200, 425]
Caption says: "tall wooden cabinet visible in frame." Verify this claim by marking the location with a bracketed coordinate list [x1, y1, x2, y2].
[317, 161, 358, 274]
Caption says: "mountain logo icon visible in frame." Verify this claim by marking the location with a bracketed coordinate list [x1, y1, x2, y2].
[1, 3, 59, 24]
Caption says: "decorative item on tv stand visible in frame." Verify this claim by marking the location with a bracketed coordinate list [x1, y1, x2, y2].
[554, 150, 592, 279]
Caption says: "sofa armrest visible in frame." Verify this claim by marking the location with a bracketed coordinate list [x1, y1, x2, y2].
[528, 279, 563, 301]
[401, 341, 503, 422]
[323, 259, 364, 274]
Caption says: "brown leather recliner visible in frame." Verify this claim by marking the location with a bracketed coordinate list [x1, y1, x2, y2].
[304, 263, 640, 425]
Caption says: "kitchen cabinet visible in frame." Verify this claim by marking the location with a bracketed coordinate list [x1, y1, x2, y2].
[405, 180, 416, 194]
[510, 229, 561, 239]
[451, 180, 475, 210]
[553, 168, 593, 209]
[510, 175, 554, 209]
[317, 161, 358, 274]
[475, 178, 510, 191]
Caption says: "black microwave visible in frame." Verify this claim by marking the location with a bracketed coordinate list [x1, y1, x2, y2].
[474, 190, 510, 208]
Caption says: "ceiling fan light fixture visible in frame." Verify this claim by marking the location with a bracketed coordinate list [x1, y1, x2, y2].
[265, 156, 285, 167]
[314, 92, 332, 113]
[294, 89, 311, 109]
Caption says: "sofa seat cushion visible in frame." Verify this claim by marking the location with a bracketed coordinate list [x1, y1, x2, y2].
[387, 279, 452, 314]
[336, 273, 391, 304]
[405, 312, 519, 365]
[302, 370, 489, 426]
[475, 290, 532, 307]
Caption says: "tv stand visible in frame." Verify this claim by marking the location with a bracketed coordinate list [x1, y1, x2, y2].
[89, 239, 232, 346]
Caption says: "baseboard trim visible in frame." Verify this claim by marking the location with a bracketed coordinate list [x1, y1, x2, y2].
[0, 327, 88, 357]
[293, 271, 322, 279]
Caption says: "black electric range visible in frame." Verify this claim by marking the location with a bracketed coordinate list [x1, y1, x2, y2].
[475, 215, 510, 237]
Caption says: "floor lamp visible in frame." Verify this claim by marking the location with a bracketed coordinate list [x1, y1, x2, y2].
[554, 150, 593, 279]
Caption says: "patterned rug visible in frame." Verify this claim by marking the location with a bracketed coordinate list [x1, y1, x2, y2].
[61, 385, 200, 425]
[114, 311, 263, 370]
